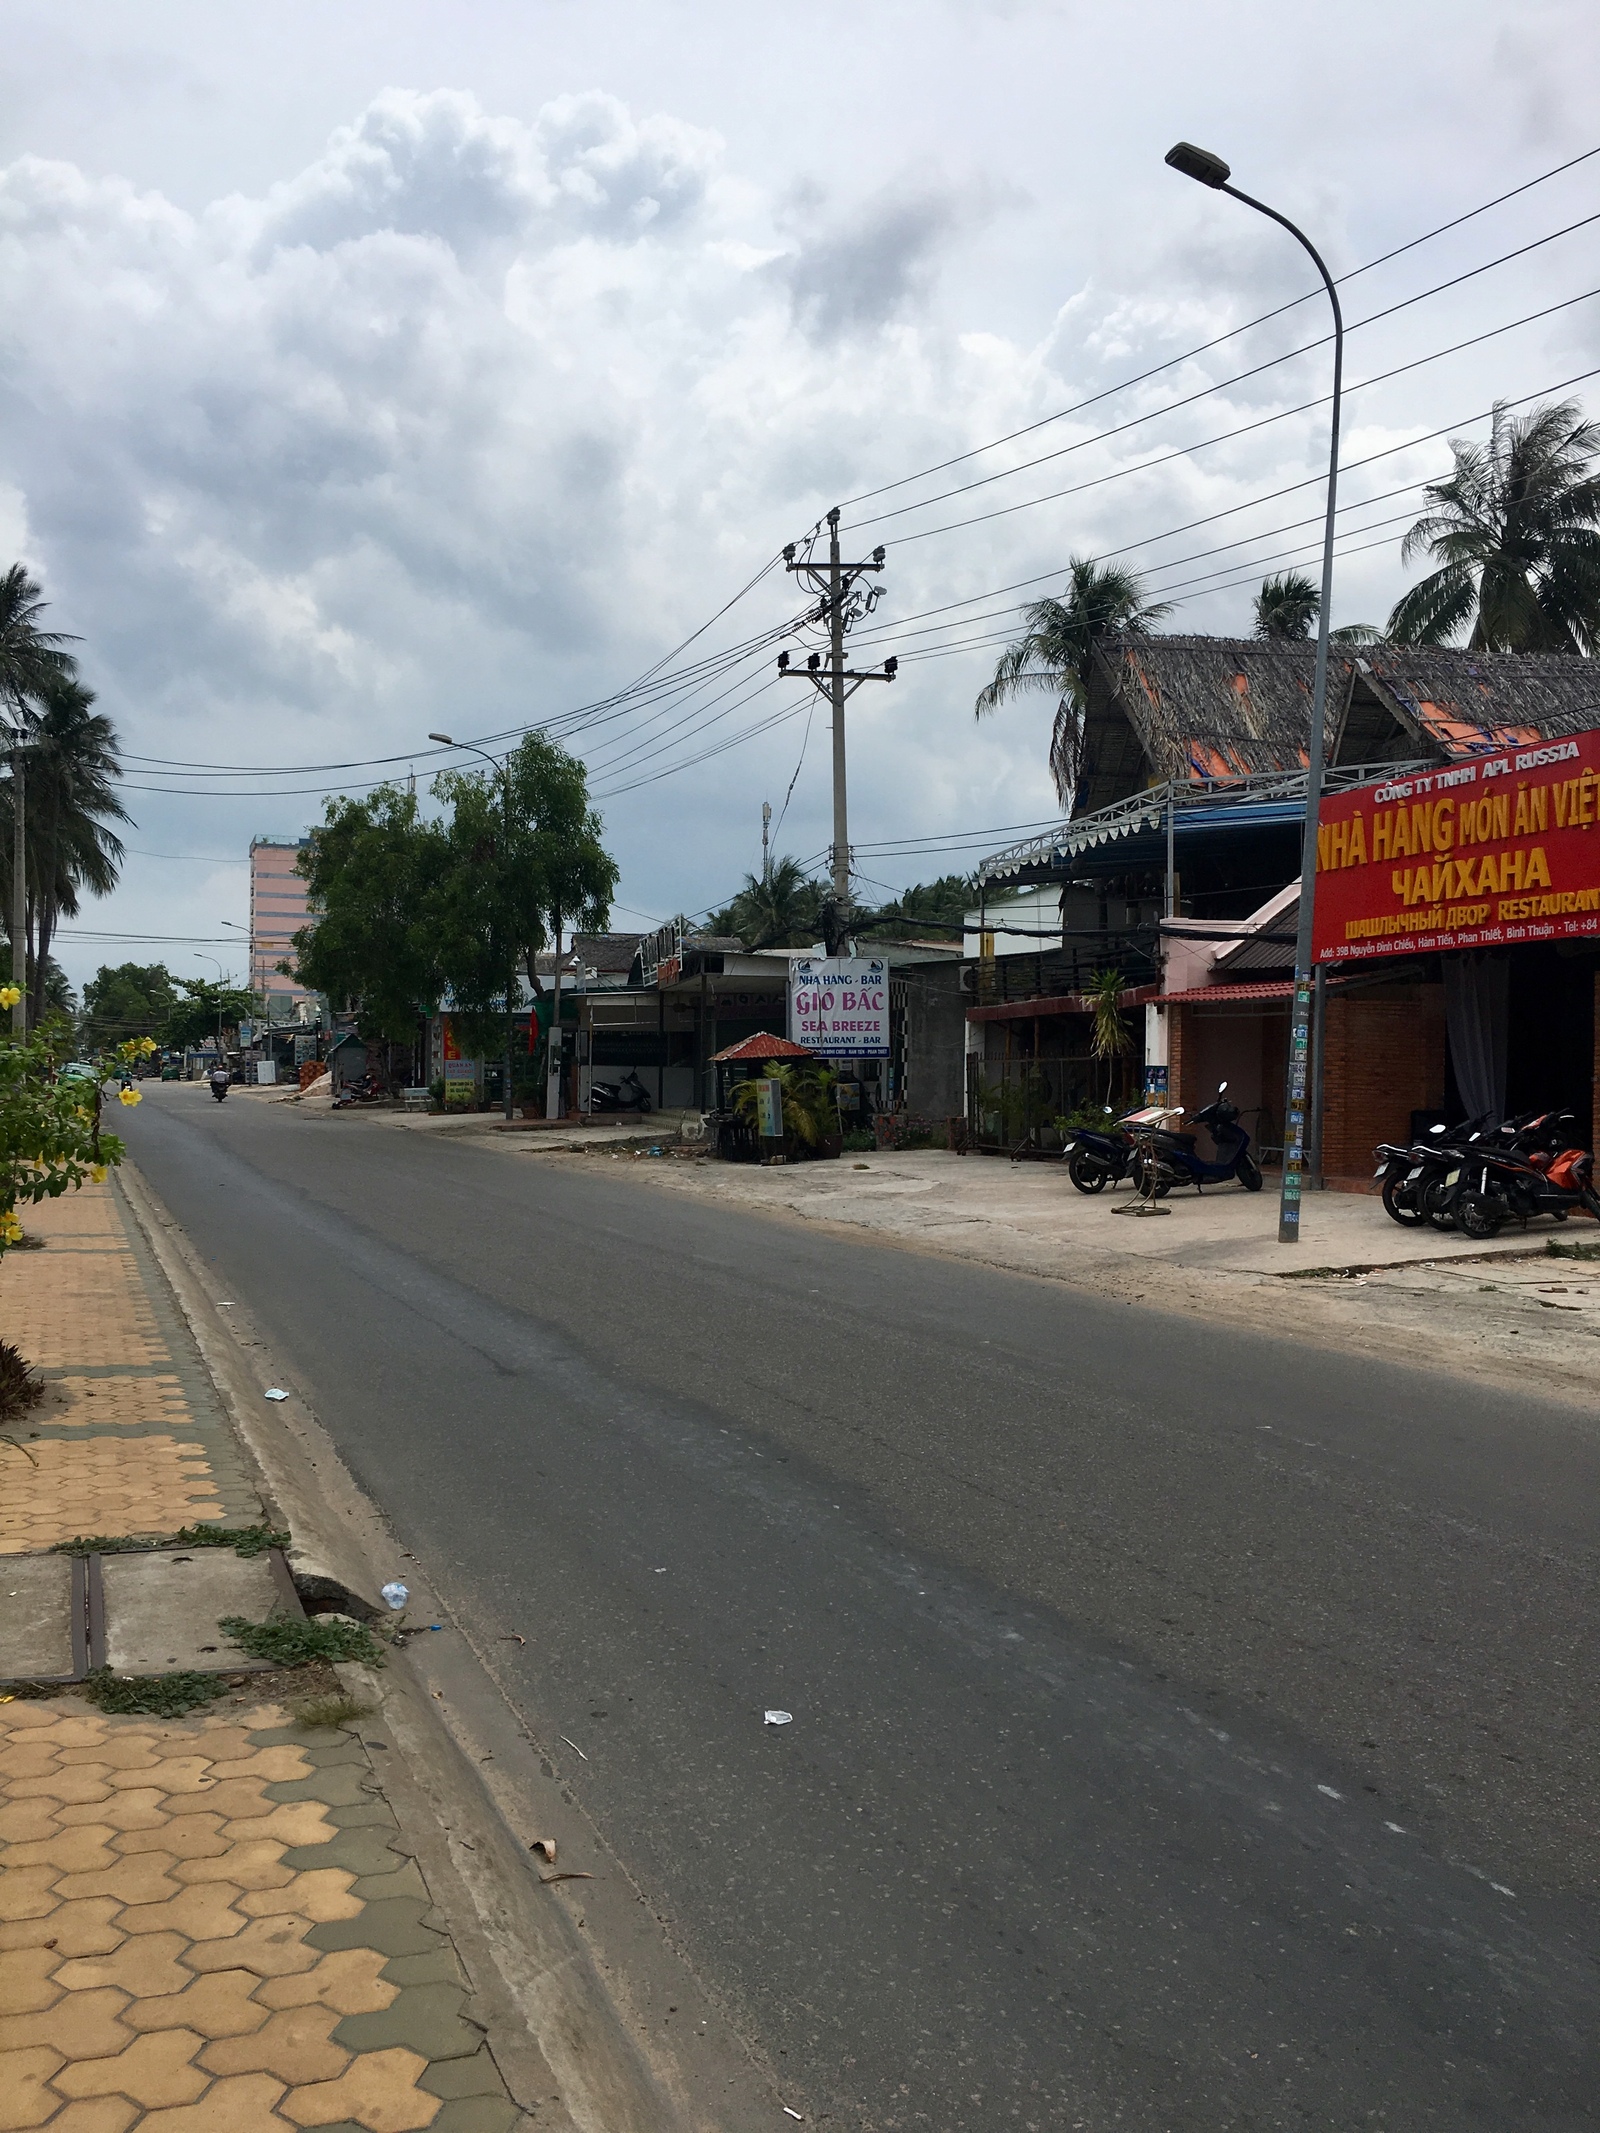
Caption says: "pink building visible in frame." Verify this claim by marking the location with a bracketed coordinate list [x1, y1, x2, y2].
[249, 838, 316, 1020]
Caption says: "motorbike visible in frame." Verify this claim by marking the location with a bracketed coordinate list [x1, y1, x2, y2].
[1057, 1108, 1138, 1194]
[208, 1069, 229, 1103]
[1378, 1110, 1580, 1231]
[1441, 1111, 1599, 1238]
[588, 1068, 653, 1115]
[1132, 1082, 1263, 1197]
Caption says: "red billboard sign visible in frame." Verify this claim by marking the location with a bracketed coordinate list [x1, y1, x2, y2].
[1312, 729, 1600, 966]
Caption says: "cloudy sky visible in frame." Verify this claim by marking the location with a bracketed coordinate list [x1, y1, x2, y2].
[3, 0, 1597, 992]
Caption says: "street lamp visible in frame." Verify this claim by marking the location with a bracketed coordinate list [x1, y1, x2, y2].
[429, 732, 519, 1122]
[1165, 142, 1344, 1243]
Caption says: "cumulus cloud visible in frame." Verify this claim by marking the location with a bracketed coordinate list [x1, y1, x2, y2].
[0, 68, 1593, 987]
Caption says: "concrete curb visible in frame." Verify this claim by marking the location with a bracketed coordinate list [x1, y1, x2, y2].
[114, 1159, 702, 2133]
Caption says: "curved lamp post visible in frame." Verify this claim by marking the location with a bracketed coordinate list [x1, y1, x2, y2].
[430, 732, 518, 1122]
[1165, 143, 1344, 1242]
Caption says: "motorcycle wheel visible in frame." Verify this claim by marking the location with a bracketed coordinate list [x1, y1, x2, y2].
[1236, 1154, 1263, 1193]
[1455, 1189, 1505, 1241]
[1422, 1176, 1457, 1230]
[1132, 1151, 1172, 1200]
[637, 1094, 653, 1115]
[1380, 1171, 1426, 1226]
[1068, 1150, 1110, 1195]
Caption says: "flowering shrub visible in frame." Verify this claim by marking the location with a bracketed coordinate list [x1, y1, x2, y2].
[0, 1022, 153, 1254]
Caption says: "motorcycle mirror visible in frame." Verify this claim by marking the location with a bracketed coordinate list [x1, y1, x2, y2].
[1103, 1106, 1112, 1114]
[1430, 1123, 1445, 1134]
[1217, 1080, 1228, 1093]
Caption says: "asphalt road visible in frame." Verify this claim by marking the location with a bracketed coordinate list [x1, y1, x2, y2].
[123, 1087, 1600, 2131]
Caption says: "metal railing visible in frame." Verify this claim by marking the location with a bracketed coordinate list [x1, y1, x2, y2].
[978, 761, 1432, 885]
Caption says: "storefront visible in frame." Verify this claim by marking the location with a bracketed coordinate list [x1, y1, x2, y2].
[1311, 730, 1600, 1159]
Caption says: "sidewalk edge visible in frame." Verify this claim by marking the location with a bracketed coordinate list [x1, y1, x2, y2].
[114, 1158, 693, 2133]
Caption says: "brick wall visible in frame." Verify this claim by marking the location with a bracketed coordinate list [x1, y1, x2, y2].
[1321, 983, 1446, 1178]
[1167, 1006, 1196, 1118]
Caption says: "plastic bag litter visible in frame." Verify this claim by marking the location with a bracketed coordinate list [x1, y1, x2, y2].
[763, 1709, 793, 1726]
[263, 1388, 289, 1401]
[380, 1581, 410, 1610]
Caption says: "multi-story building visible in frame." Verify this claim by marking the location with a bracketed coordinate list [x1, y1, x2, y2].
[249, 837, 317, 1022]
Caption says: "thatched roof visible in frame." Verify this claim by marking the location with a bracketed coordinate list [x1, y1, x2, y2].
[1077, 634, 1600, 818]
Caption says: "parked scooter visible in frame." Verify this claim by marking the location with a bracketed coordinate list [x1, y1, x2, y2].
[588, 1068, 653, 1115]
[1058, 1108, 1138, 1194]
[208, 1067, 229, 1103]
[1133, 1082, 1263, 1196]
[1442, 1111, 1599, 1238]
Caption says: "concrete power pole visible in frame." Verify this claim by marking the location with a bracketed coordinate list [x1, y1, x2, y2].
[779, 508, 896, 923]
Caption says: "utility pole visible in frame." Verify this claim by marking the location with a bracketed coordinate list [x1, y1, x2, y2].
[761, 800, 772, 884]
[779, 508, 896, 924]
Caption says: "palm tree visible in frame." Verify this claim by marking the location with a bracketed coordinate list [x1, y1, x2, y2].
[1386, 398, 1600, 651]
[1086, 965, 1132, 1105]
[975, 558, 1172, 805]
[712, 856, 823, 948]
[20, 673, 128, 1028]
[0, 566, 81, 1028]
[1254, 571, 1319, 640]
[0, 566, 76, 720]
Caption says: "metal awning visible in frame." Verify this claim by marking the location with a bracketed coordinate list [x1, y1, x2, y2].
[978, 761, 1430, 887]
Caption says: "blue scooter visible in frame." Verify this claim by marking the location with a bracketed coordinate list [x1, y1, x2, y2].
[1134, 1081, 1263, 1196]
[1058, 1107, 1138, 1193]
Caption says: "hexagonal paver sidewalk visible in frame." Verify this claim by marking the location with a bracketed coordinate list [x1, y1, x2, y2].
[0, 1698, 523, 2131]
[0, 1179, 264, 1551]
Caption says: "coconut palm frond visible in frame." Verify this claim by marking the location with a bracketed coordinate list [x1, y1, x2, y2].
[975, 558, 1169, 807]
[1391, 398, 1600, 652]
[1254, 571, 1320, 641]
[1386, 563, 1479, 647]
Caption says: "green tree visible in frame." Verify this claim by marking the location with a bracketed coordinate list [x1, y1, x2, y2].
[858, 873, 978, 940]
[429, 732, 617, 1058]
[0, 566, 80, 1030]
[1386, 398, 1600, 651]
[293, 733, 616, 1063]
[1254, 571, 1320, 640]
[1, 1012, 149, 1256]
[292, 787, 449, 1042]
[14, 673, 127, 1028]
[706, 856, 823, 947]
[162, 978, 258, 1052]
[975, 558, 1172, 804]
[1086, 965, 1132, 1105]
[81, 963, 178, 1050]
[0, 565, 76, 725]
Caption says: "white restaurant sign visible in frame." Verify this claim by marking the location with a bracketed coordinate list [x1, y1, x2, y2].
[789, 956, 890, 1059]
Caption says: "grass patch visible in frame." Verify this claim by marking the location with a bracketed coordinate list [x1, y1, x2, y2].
[52, 1524, 290, 1560]
[217, 1614, 384, 1669]
[0, 1341, 45, 1424]
[1546, 1237, 1600, 1260]
[82, 1667, 227, 1718]
[290, 1692, 376, 1730]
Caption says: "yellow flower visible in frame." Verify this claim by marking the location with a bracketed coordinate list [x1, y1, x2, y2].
[139, 1037, 158, 1056]
[118, 1087, 142, 1107]
[91, 1164, 107, 1183]
[1, 1213, 22, 1244]
[0, 984, 19, 1010]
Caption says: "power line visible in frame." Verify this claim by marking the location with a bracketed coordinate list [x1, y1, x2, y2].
[848, 213, 1600, 537]
[837, 143, 1600, 513]
[887, 290, 1600, 548]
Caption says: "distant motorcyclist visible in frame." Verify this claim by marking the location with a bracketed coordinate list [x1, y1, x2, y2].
[208, 1065, 230, 1103]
